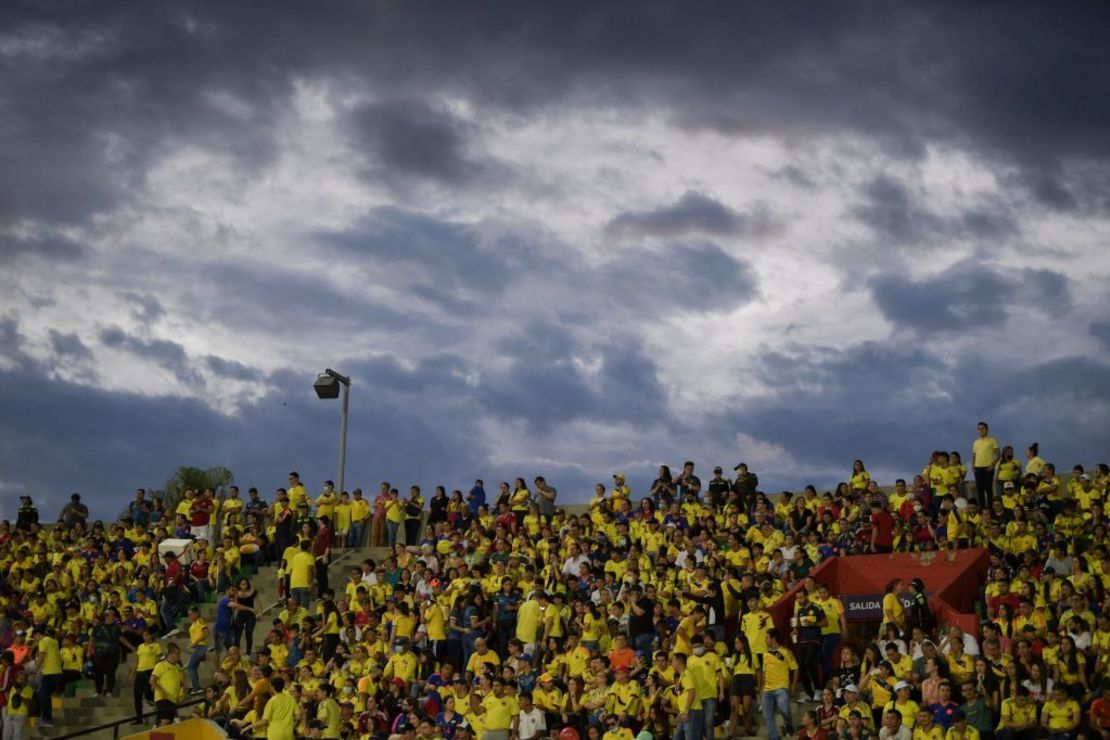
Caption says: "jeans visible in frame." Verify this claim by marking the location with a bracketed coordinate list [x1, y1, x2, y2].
[387, 520, 400, 546]
[292, 587, 311, 611]
[702, 698, 717, 740]
[347, 521, 364, 547]
[761, 688, 792, 740]
[188, 645, 207, 690]
[672, 708, 704, 740]
[2, 709, 27, 740]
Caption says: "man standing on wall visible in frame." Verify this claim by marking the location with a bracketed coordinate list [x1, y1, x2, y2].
[971, 422, 1000, 509]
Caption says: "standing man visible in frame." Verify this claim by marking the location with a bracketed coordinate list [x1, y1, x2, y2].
[672, 652, 704, 740]
[186, 605, 209, 695]
[534, 477, 557, 523]
[89, 610, 123, 697]
[35, 628, 63, 727]
[759, 629, 796, 740]
[190, 488, 215, 544]
[470, 676, 517, 740]
[256, 675, 298, 740]
[793, 590, 827, 702]
[971, 422, 1000, 509]
[150, 643, 184, 726]
[289, 539, 316, 610]
[676, 461, 702, 502]
[707, 467, 732, 507]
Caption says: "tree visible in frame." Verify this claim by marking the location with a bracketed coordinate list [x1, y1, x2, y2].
[164, 465, 235, 512]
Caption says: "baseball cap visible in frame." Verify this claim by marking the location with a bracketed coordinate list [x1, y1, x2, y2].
[844, 684, 859, 693]
[895, 681, 911, 691]
[1003, 482, 1015, 490]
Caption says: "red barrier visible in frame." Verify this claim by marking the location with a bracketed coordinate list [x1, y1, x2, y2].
[769, 548, 989, 644]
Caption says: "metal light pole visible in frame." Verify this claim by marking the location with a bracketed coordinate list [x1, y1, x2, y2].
[313, 368, 351, 496]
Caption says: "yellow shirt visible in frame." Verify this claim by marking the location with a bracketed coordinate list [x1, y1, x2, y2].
[1042, 699, 1080, 731]
[913, 726, 944, 740]
[189, 618, 209, 647]
[137, 642, 164, 672]
[973, 437, 1000, 468]
[288, 550, 316, 589]
[152, 659, 183, 702]
[998, 698, 1037, 730]
[482, 692, 516, 730]
[677, 669, 703, 711]
[317, 697, 342, 739]
[761, 647, 796, 692]
[38, 635, 63, 675]
[262, 691, 298, 740]
[883, 592, 906, 629]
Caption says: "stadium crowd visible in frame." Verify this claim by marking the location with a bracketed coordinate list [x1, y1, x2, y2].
[2, 422, 1110, 740]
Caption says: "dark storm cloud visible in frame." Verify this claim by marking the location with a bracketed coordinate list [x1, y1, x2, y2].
[607, 242, 758, 313]
[205, 355, 261, 382]
[99, 326, 204, 388]
[192, 261, 418, 336]
[479, 322, 670, 432]
[607, 191, 776, 239]
[122, 292, 167, 325]
[0, 233, 87, 264]
[712, 341, 1110, 487]
[852, 175, 1018, 246]
[1091, 321, 1110, 351]
[348, 101, 482, 185]
[49, 330, 92, 360]
[0, 318, 491, 517]
[870, 262, 1071, 332]
[3, 1, 1107, 245]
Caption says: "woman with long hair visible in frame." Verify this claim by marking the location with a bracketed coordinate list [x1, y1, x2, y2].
[1053, 634, 1087, 699]
[233, 577, 258, 655]
[728, 633, 760, 736]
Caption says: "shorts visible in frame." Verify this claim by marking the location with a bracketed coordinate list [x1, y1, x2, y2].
[155, 699, 177, 724]
[730, 675, 756, 698]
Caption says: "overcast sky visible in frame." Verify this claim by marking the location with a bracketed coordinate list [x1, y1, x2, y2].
[2, 2, 1110, 520]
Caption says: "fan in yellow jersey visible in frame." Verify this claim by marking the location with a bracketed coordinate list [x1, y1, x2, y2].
[758, 629, 797, 740]
[150, 643, 185, 726]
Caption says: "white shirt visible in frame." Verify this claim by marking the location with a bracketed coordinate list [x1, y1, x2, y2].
[517, 708, 546, 740]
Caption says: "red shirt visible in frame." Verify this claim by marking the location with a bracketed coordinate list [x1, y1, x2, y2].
[190, 497, 214, 526]
[871, 510, 895, 547]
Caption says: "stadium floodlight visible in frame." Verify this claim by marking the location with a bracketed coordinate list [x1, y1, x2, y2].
[314, 369, 351, 499]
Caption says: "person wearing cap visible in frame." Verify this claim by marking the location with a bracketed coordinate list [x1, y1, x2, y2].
[884, 681, 920, 730]
[706, 467, 731, 507]
[531, 673, 562, 728]
[839, 685, 873, 732]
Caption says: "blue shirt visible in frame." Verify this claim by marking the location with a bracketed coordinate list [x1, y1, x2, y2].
[467, 486, 486, 516]
[215, 595, 234, 631]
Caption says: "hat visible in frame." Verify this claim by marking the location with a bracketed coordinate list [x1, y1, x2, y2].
[713, 466, 722, 473]
[911, 578, 925, 591]
[392, 677, 407, 688]
[920, 639, 936, 648]
[1003, 481, 1015, 490]
[844, 684, 859, 693]
[613, 472, 625, 479]
[1042, 566, 1056, 575]
[518, 653, 532, 662]
[848, 710, 863, 719]
[1080, 474, 1091, 481]
[636, 733, 655, 740]
[895, 681, 911, 692]
[539, 673, 554, 683]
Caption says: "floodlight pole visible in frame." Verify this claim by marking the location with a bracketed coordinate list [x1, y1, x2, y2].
[325, 369, 351, 498]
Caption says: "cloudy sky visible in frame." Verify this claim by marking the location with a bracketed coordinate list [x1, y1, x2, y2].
[3, 2, 1110, 520]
